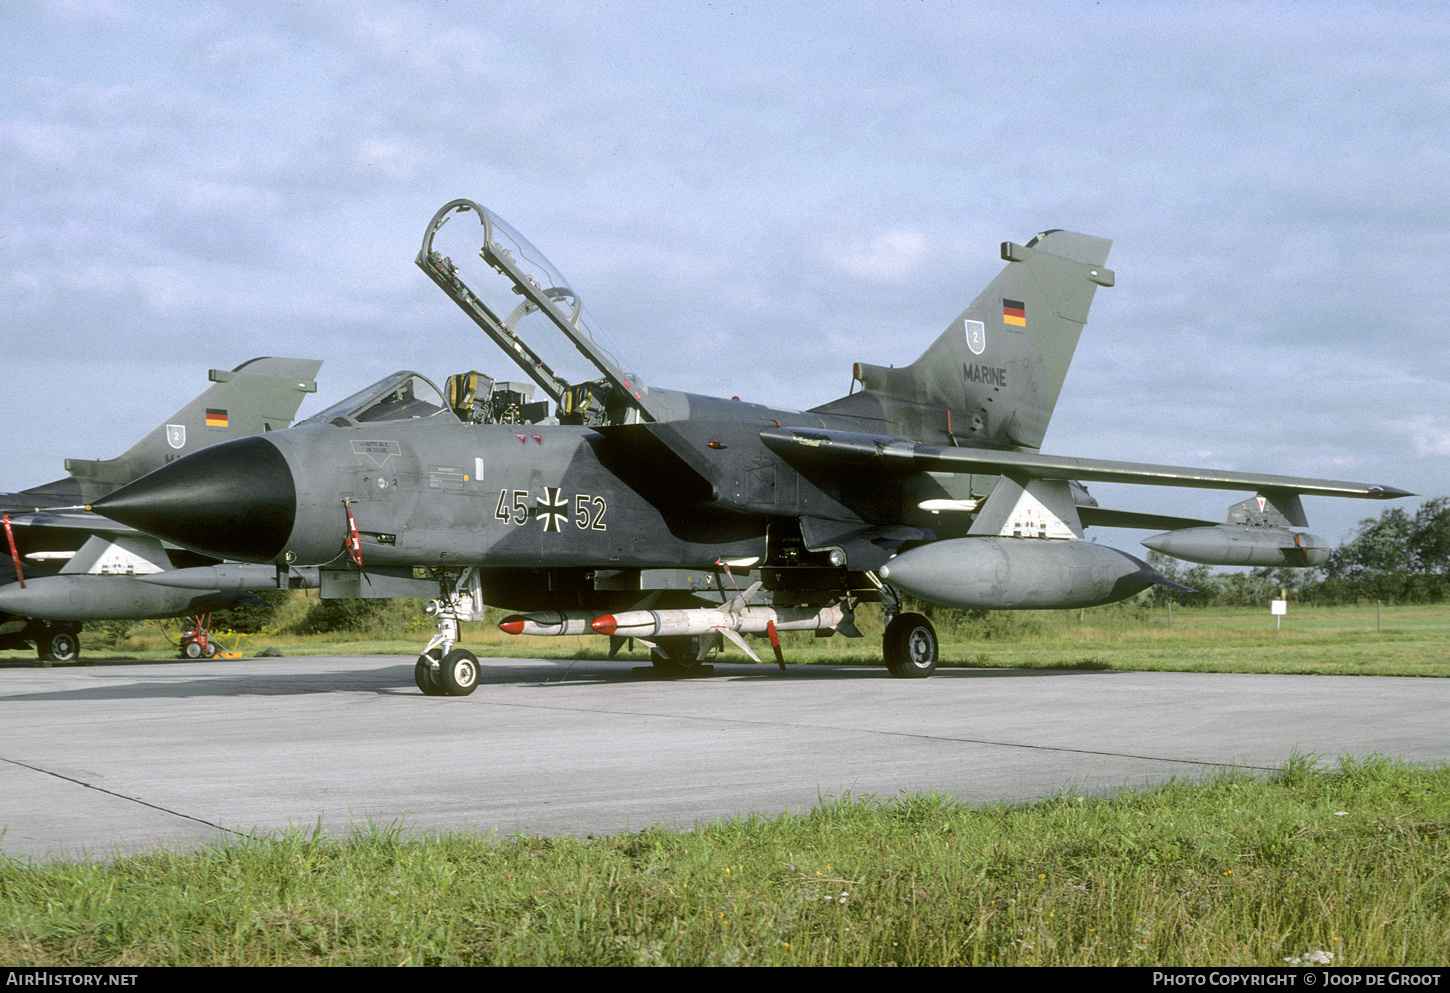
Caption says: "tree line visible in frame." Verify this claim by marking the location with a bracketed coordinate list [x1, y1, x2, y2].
[1146, 496, 1450, 608]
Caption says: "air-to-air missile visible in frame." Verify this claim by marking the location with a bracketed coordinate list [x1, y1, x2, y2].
[498, 603, 857, 663]
[81, 200, 1410, 694]
[589, 604, 852, 640]
[497, 610, 596, 637]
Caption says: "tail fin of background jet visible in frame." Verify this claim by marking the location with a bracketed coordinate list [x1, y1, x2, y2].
[819, 230, 1112, 451]
[56, 357, 321, 504]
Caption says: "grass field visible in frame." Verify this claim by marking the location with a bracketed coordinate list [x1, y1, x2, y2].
[3, 606, 1447, 965]
[2, 756, 1447, 966]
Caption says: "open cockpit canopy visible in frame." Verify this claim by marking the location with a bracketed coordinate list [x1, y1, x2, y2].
[417, 200, 661, 424]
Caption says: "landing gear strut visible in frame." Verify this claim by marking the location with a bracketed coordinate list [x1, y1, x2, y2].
[414, 568, 485, 696]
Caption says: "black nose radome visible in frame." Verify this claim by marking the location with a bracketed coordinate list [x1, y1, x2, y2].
[91, 435, 296, 562]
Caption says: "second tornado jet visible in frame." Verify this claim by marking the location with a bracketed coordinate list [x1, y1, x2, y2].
[1, 357, 321, 661]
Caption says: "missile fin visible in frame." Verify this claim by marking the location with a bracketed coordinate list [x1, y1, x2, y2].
[723, 580, 764, 614]
[718, 627, 762, 663]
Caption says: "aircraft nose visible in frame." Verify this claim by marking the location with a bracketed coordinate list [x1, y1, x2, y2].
[90, 435, 297, 562]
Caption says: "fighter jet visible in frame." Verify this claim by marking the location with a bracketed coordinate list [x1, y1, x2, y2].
[0, 357, 321, 661]
[85, 200, 1410, 693]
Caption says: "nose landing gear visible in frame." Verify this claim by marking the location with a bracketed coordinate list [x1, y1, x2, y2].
[413, 568, 485, 696]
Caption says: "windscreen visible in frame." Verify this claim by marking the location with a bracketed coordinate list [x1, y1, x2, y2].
[302, 372, 452, 425]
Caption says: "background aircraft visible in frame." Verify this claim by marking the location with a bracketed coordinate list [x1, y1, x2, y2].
[88, 201, 1408, 694]
[0, 357, 321, 661]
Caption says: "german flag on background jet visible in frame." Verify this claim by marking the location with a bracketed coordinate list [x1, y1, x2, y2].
[205, 408, 228, 427]
[1002, 299, 1026, 326]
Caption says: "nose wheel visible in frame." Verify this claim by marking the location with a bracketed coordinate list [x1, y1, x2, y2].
[440, 648, 479, 695]
[415, 646, 479, 696]
[415, 648, 447, 696]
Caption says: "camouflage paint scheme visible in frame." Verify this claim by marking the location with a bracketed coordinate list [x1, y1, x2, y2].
[89, 202, 1409, 692]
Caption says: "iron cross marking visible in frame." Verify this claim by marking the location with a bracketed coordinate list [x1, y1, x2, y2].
[537, 487, 568, 532]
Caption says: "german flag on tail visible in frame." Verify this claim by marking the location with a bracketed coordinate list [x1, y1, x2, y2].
[205, 408, 229, 428]
[1002, 299, 1026, 327]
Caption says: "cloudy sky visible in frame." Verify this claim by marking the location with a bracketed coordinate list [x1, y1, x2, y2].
[4, 0, 1446, 550]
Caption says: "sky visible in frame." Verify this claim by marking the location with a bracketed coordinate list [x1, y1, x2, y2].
[3, 0, 1447, 553]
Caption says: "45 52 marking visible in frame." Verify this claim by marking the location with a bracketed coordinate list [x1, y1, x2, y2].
[495, 488, 607, 532]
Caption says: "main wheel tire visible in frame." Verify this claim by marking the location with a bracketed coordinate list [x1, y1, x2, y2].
[184, 640, 204, 659]
[415, 648, 447, 696]
[441, 648, 480, 696]
[884, 612, 939, 678]
[39, 629, 80, 664]
[204, 642, 221, 658]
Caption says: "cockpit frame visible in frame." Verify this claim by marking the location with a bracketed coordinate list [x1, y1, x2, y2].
[416, 200, 661, 423]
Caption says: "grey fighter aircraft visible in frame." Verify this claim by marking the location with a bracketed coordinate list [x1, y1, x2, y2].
[85, 200, 1409, 693]
[0, 357, 321, 661]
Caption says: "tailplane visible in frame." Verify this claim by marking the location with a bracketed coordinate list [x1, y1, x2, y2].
[57, 357, 321, 503]
[820, 230, 1112, 451]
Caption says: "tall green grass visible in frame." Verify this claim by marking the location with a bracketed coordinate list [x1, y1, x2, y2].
[3, 756, 1447, 966]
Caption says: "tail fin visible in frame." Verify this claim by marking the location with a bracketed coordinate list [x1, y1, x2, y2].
[61, 357, 321, 503]
[837, 230, 1112, 451]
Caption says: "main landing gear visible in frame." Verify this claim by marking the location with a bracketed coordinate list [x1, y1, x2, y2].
[874, 577, 939, 678]
[883, 612, 939, 678]
[35, 622, 81, 665]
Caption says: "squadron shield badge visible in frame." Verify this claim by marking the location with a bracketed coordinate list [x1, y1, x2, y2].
[166, 425, 186, 450]
[963, 319, 986, 355]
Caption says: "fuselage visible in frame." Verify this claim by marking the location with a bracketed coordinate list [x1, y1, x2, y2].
[89, 382, 982, 575]
[273, 415, 768, 569]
